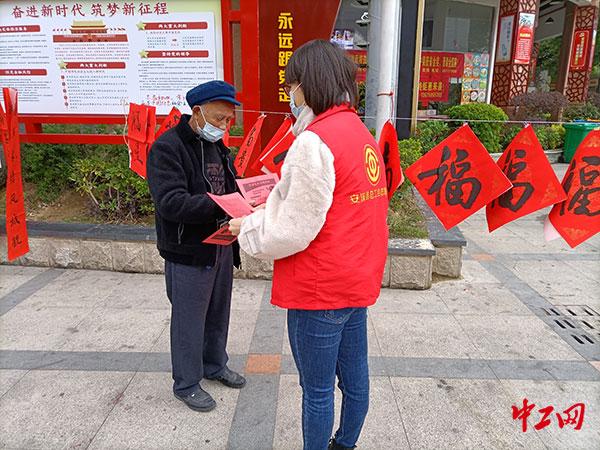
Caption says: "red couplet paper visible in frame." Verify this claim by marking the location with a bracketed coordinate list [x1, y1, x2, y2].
[127, 102, 149, 142]
[127, 103, 156, 178]
[405, 124, 512, 230]
[259, 118, 295, 177]
[202, 224, 237, 246]
[234, 114, 266, 178]
[207, 192, 254, 218]
[486, 125, 567, 232]
[155, 107, 181, 140]
[1, 87, 29, 261]
[548, 129, 600, 248]
[145, 105, 157, 144]
[378, 120, 404, 200]
[128, 140, 149, 178]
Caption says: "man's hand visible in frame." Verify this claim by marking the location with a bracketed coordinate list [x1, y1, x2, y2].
[228, 217, 244, 236]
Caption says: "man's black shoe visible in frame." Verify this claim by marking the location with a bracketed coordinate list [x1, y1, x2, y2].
[174, 387, 216, 412]
[328, 438, 356, 449]
[207, 367, 246, 389]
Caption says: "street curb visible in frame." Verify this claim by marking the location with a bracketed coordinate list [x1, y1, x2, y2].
[1, 215, 466, 289]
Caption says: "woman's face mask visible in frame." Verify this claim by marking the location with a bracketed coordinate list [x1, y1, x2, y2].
[289, 83, 305, 118]
[195, 106, 225, 143]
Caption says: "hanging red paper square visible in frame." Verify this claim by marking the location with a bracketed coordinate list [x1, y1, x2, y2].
[127, 102, 149, 142]
[128, 139, 149, 179]
[405, 124, 512, 230]
[222, 127, 230, 147]
[155, 107, 181, 140]
[548, 129, 600, 248]
[378, 120, 404, 200]
[486, 125, 567, 232]
[259, 118, 296, 177]
[145, 104, 156, 144]
[234, 114, 266, 178]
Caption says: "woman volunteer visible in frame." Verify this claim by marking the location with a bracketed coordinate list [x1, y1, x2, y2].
[229, 39, 389, 450]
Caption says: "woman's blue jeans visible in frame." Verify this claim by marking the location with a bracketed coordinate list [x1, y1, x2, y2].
[287, 307, 369, 450]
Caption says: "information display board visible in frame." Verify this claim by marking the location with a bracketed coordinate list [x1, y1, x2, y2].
[0, 0, 223, 115]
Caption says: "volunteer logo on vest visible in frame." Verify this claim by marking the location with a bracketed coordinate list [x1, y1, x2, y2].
[364, 145, 381, 186]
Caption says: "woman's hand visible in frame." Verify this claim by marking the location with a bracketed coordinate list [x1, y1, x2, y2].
[253, 203, 266, 211]
[228, 217, 244, 236]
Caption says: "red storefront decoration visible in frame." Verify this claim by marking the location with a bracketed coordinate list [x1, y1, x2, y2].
[486, 125, 566, 232]
[419, 51, 464, 104]
[514, 12, 535, 65]
[1, 87, 29, 261]
[346, 50, 368, 82]
[548, 129, 600, 248]
[570, 30, 590, 71]
[378, 121, 403, 200]
[405, 124, 512, 230]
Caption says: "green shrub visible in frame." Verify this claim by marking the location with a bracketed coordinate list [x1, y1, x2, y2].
[588, 92, 600, 110]
[510, 91, 567, 121]
[563, 102, 600, 121]
[445, 103, 508, 153]
[536, 124, 565, 150]
[357, 82, 366, 115]
[229, 125, 244, 137]
[500, 125, 521, 150]
[21, 143, 81, 202]
[415, 120, 451, 153]
[0, 148, 5, 187]
[398, 137, 422, 193]
[70, 150, 154, 221]
[398, 137, 422, 170]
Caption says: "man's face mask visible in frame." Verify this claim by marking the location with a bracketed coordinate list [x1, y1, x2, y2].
[289, 83, 305, 118]
[195, 106, 225, 143]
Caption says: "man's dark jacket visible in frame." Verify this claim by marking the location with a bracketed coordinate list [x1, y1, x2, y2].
[146, 114, 241, 268]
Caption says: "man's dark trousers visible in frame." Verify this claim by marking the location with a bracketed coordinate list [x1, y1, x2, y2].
[165, 245, 233, 396]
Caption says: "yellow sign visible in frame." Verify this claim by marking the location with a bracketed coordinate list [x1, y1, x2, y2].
[364, 145, 381, 186]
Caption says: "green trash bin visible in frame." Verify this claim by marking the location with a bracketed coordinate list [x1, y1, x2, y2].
[562, 122, 599, 163]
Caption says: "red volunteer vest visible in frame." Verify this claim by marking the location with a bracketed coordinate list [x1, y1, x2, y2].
[271, 105, 389, 310]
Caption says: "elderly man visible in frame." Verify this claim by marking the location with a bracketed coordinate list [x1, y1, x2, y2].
[147, 80, 246, 412]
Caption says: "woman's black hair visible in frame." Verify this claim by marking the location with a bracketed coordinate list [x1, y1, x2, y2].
[285, 39, 358, 116]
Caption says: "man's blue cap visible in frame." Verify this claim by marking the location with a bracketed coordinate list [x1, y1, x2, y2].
[186, 80, 240, 108]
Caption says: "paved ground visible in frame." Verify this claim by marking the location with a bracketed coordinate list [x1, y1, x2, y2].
[0, 164, 599, 450]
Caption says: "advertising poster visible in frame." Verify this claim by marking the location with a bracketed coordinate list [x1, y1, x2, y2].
[514, 12, 535, 65]
[346, 49, 367, 82]
[330, 28, 354, 49]
[0, 0, 223, 115]
[497, 15, 514, 63]
[570, 30, 590, 71]
[461, 52, 489, 104]
[419, 51, 464, 104]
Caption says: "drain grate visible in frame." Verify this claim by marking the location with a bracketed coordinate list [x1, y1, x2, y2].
[539, 305, 600, 351]
[553, 318, 577, 329]
[571, 333, 596, 345]
[576, 318, 600, 339]
[555, 305, 600, 317]
[540, 307, 562, 316]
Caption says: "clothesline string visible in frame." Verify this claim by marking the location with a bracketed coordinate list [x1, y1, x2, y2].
[232, 108, 593, 126]
[115, 98, 597, 127]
